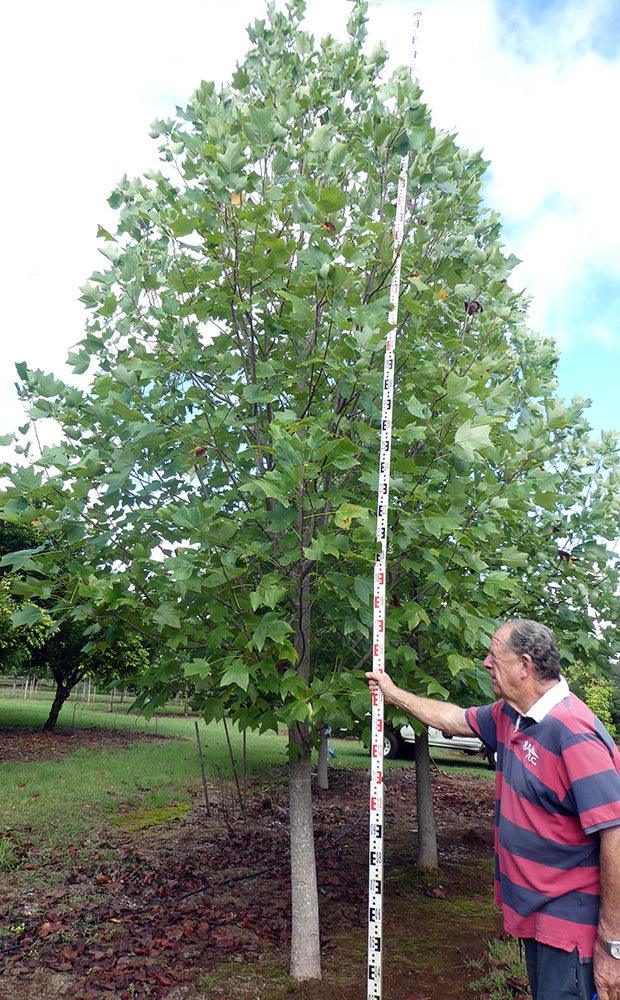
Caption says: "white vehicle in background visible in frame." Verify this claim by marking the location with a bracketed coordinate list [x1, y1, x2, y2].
[383, 723, 495, 768]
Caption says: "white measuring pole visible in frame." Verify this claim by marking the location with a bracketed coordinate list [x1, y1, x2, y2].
[367, 13, 421, 1000]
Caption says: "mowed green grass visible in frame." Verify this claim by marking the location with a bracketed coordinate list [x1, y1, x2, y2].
[0, 697, 491, 850]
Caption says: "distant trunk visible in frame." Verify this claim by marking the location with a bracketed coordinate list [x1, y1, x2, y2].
[414, 728, 438, 868]
[316, 729, 329, 791]
[43, 682, 72, 732]
[289, 724, 321, 980]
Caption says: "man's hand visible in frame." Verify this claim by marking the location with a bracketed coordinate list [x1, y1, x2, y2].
[594, 937, 620, 1000]
[366, 670, 471, 735]
[365, 670, 401, 705]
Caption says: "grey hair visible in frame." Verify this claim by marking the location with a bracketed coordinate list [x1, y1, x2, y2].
[504, 619, 561, 681]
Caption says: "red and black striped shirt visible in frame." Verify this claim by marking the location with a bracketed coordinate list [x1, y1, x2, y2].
[466, 689, 620, 957]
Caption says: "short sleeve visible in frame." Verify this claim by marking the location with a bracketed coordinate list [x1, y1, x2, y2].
[561, 733, 620, 835]
[466, 702, 499, 751]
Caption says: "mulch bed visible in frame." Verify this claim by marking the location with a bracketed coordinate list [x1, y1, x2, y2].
[0, 726, 175, 764]
[0, 766, 498, 1000]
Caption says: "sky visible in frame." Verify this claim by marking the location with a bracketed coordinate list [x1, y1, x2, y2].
[1, 0, 619, 441]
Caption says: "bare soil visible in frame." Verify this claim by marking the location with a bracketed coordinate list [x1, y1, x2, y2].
[0, 764, 503, 1000]
[0, 726, 175, 764]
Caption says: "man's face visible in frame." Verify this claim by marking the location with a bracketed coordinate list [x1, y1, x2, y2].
[483, 627, 525, 701]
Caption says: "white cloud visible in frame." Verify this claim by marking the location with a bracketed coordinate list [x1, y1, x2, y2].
[372, 0, 620, 347]
[1, 0, 618, 440]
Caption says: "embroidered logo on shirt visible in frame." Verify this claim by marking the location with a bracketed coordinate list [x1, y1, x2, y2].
[523, 740, 539, 766]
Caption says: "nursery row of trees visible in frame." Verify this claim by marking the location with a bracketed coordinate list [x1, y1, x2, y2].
[1, 0, 619, 981]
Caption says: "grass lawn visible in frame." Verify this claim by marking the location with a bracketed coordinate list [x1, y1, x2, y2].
[0, 696, 492, 851]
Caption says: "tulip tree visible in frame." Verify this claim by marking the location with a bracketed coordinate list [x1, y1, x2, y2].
[2, 0, 620, 980]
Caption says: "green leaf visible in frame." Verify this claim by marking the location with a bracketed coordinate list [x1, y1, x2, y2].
[318, 187, 347, 215]
[96, 224, 116, 242]
[334, 503, 372, 530]
[328, 142, 348, 167]
[426, 679, 449, 698]
[393, 132, 410, 157]
[447, 654, 476, 677]
[252, 614, 293, 652]
[453, 420, 493, 461]
[10, 604, 44, 627]
[154, 603, 181, 629]
[220, 661, 250, 691]
[303, 533, 343, 561]
[308, 124, 333, 153]
[67, 350, 91, 375]
[242, 383, 279, 404]
[250, 579, 287, 611]
[182, 658, 211, 679]
[245, 106, 284, 149]
[482, 571, 519, 599]
[405, 394, 428, 419]
[422, 514, 461, 539]
[0, 546, 46, 572]
[353, 576, 373, 606]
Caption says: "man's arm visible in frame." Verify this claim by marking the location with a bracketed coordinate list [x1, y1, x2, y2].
[594, 824, 620, 1000]
[365, 670, 472, 736]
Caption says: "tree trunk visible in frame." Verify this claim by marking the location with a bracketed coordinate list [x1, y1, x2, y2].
[316, 729, 329, 791]
[43, 683, 71, 732]
[289, 726, 321, 980]
[414, 728, 438, 868]
[288, 506, 321, 981]
[23, 677, 29, 699]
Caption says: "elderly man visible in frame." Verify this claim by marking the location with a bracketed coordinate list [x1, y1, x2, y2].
[366, 619, 620, 1000]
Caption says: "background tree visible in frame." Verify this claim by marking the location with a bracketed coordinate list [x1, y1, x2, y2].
[30, 621, 149, 731]
[1, 0, 620, 979]
[0, 519, 53, 681]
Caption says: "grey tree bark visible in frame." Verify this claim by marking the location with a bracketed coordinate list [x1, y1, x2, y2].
[288, 519, 321, 981]
[414, 728, 438, 868]
[316, 729, 329, 791]
[289, 725, 321, 980]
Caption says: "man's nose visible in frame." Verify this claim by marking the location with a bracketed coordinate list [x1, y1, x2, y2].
[483, 655, 492, 670]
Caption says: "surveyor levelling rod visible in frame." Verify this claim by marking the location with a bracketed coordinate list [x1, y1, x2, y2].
[367, 13, 422, 1000]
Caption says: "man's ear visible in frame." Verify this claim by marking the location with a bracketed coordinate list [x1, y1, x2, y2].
[522, 653, 535, 676]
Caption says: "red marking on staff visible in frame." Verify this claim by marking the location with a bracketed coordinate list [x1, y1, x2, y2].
[370, 796, 377, 812]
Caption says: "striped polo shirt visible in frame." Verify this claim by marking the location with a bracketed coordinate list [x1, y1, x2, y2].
[466, 678, 620, 958]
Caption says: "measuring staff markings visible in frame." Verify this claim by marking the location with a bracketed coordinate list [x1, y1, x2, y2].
[367, 13, 421, 1000]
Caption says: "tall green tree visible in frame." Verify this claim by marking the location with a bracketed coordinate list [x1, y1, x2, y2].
[1, 0, 619, 978]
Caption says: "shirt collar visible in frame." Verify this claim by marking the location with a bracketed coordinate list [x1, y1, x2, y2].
[522, 675, 570, 724]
